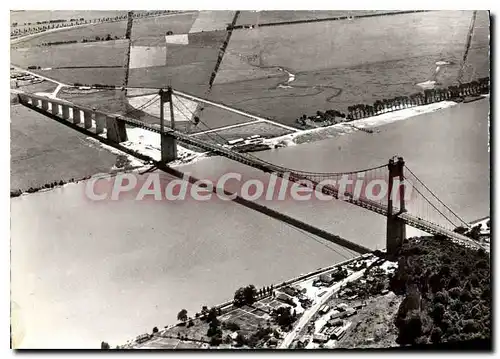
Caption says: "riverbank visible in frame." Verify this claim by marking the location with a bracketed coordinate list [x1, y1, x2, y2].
[120, 215, 491, 349]
[264, 100, 459, 147]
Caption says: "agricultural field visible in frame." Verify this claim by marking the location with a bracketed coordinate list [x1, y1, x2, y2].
[128, 30, 227, 95]
[131, 12, 198, 46]
[217, 11, 483, 84]
[190, 11, 236, 33]
[10, 103, 119, 192]
[59, 87, 128, 114]
[208, 10, 489, 126]
[236, 10, 407, 26]
[38, 67, 126, 87]
[189, 105, 254, 134]
[11, 40, 129, 68]
[12, 21, 129, 48]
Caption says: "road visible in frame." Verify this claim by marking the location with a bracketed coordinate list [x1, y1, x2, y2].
[278, 269, 366, 349]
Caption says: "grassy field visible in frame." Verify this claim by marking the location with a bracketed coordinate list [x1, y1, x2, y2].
[207, 10, 489, 126]
[12, 21, 128, 48]
[38, 67, 126, 87]
[10, 104, 119, 192]
[12, 79, 58, 93]
[189, 105, 254, 134]
[190, 11, 235, 33]
[236, 10, 407, 25]
[59, 88, 128, 114]
[217, 11, 485, 84]
[11, 40, 129, 68]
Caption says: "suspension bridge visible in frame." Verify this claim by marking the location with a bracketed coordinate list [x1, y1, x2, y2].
[16, 87, 486, 255]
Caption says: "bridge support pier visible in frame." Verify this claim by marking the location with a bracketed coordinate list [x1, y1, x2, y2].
[95, 112, 105, 134]
[386, 156, 407, 256]
[51, 101, 59, 116]
[41, 99, 49, 111]
[161, 133, 178, 163]
[105, 116, 128, 143]
[72, 107, 81, 125]
[159, 87, 178, 163]
[387, 216, 406, 255]
[62, 105, 70, 120]
[83, 110, 93, 129]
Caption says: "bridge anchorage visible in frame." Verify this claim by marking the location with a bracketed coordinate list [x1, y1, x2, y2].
[16, 88, 486, 256]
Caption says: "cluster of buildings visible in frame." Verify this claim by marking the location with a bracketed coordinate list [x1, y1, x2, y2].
[10, 71, 43, 88]
[275, 285, 312, 310]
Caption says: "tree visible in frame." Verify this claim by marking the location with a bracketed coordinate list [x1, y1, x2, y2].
[105, 33, 112, 41]
[234, 285, 257, 307]
[177, 309, 188, 323]
[272, 307, 295, 328]
[396, 310, 423, 345]
[431, 303, 445, 323]
[243, 285, 257, 305]
[235, 332, 247, 347]
[101, 341, 110, 349]
[209, 334, 222, 346]
[152, 326, 159, 334]
[206, 307, 218, 323]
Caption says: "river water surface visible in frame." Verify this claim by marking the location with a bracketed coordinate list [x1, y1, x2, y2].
[11, 99, 489, 348]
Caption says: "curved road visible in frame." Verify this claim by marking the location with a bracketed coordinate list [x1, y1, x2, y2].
[278, 269, 366, 349]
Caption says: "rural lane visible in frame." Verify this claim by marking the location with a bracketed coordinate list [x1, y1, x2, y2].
[278, 269, 366, 349]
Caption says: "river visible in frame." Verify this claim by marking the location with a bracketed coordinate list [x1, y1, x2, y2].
[10, 98, 489, 348]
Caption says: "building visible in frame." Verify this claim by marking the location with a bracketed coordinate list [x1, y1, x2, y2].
[335, 303, 349, 312]
[327, 318, 343, 327]
[313, 334, 329, 343]
[351, 301, 365, 310]
[329, 310, 343, 320]
[332, 326, 347, 340]
[281, 286, 296, 297]
[276, 292, 294, 304]
[319, 305, 330, 315]
[319, 273, 335, 285]
[341, 308, 357, 318]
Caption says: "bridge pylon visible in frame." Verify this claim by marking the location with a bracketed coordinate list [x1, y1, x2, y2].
[386, 156, 406, 255]
[159, 87, 178, 163]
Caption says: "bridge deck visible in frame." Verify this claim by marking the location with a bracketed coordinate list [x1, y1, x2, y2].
[16, 92, 486, 252]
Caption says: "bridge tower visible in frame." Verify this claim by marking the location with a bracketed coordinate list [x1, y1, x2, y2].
[386, 156, 406, 255]
[159, 87, 178, 163]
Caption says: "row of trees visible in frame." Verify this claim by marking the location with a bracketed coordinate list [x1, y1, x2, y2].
[11, 11, 182, 38]
[35, 34, 122, 47]
[11, 175, 91, 198]
[390, 237, 490, 346]
[233, 284, 275, 307]
[296, 77, 490, 127]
